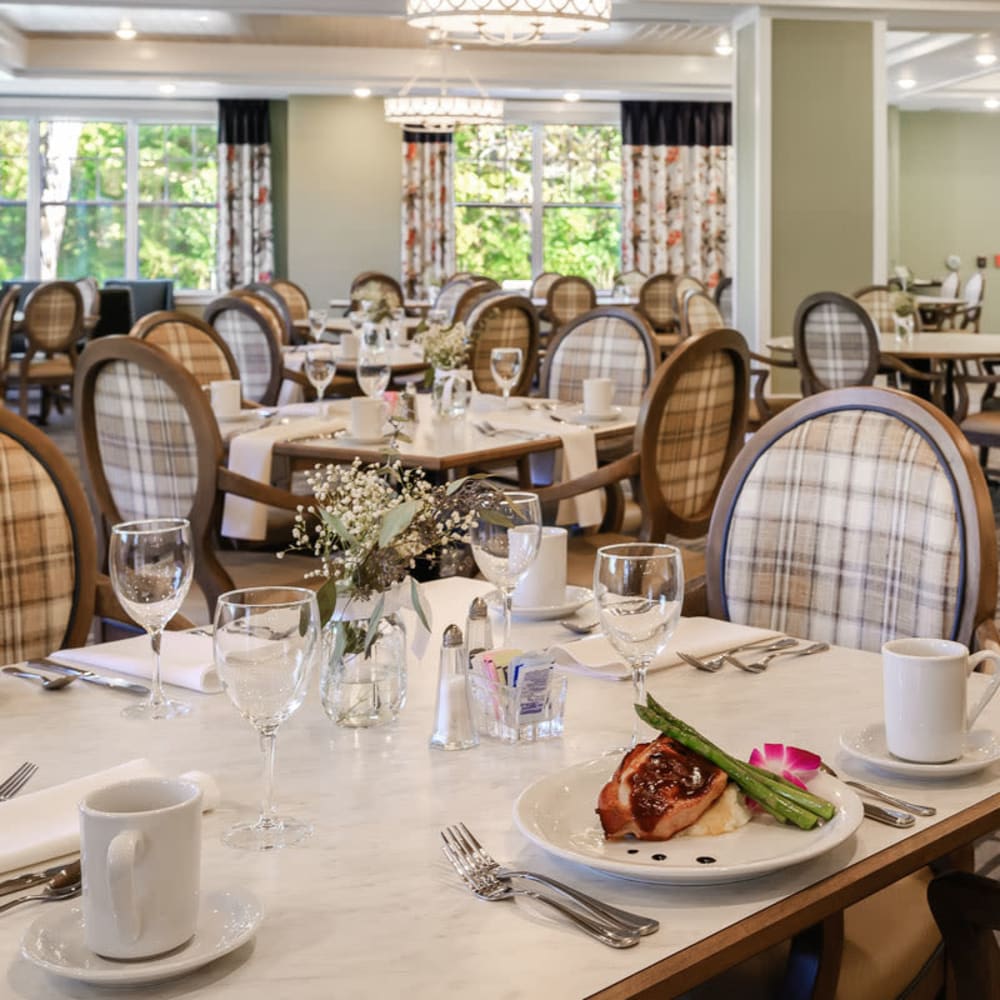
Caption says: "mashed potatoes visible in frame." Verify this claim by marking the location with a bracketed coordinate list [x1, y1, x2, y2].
[679, 783, 752, 837]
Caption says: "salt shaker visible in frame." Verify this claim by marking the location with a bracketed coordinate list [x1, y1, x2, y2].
[399, 383, 419, 423]
[429, 625, 479, 751]
[465, 597, 493, 664]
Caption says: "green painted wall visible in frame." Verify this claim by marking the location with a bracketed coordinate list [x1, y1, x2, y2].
[735, 19, 758, 343]
[269, 99, 289, 280]
[896, 110, 999, 331]
[771, 20, 874, 337]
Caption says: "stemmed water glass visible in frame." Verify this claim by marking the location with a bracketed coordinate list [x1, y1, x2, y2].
[469, 490, 542, 646]
[357, 348, 391, 399]
[490, 347, 523, 408]
[213, 587, 320, 851]
[593, 543, 683, 748]
[109, 517, 194, 720]
[307, 308, 328, 343]
[304, 345, 337, 402]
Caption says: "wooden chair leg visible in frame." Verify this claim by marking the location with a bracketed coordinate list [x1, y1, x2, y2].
[778, 913, 844, 1000]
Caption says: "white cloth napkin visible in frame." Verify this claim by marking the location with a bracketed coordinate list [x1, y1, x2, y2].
[550, 618, 781, 681]
[222, 416, 339, 540]
[0, 760, 220, 874]
[51, 632, 222, 693]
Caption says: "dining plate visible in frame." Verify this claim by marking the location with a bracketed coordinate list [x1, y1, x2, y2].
[839, 723, 1000, 778]
[486, 585, 592, 621]
[21, 887, 263, 986]
[513, 758, 863, 885]
[333, 431, 393, 446]
[555, 406, 624, 425]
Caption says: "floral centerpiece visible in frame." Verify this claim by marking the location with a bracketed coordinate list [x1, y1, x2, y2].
[417, 321, 473, 416]
[353, 281, 395, 325]
[891, 290, 917, 342]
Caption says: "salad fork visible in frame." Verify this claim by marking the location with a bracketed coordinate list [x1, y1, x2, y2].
[726, 641, 830, 674]
[679, 636, 798, 673]
[0, 762, 38, 801]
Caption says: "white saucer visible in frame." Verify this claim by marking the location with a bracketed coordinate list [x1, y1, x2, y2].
[840, 723, 1000, 778]
[334, 431, 393, 446]
[21, 887, 263, 986]
[557, 406, 623, 425]
[486, 585, 592, 621]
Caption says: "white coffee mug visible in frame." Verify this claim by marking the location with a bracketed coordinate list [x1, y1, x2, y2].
[80, 778, 202, 959]
[513, 526, 567, 608]
[582, 377, 614, 417]
[209, 379, 242, 419]
[882, 638, 1000, 763]
[351, 396, 388, 440]
[339, 333, 359, 361]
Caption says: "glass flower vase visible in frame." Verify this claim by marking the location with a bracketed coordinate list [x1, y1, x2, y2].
[431, 367, 471, 418]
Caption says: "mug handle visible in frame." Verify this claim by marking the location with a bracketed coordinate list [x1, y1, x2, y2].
[106, 829, 144, 944]
[966, 651, 1000, 728]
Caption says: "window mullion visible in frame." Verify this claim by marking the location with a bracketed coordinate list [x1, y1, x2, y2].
[125, 120, 139, 279]
[25, 118, 40, 280]
[531, 124, 543, 276]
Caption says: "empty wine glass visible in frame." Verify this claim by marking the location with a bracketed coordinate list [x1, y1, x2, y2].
[390, 307, 407, 347]
[214, 587, 320, 851]
[304, 345, 337, 402]
[357, 348, 391, 398]
[348, 310, 365, 336]
[594, 543, 683, 748]
[469, 490, 542, 646]
[109, 517, 194, 720]
[307, 308, 328, 343]
[490, 347, 523, 408]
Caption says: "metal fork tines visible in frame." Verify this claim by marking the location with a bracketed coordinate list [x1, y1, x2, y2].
[442, 823, 657, 937]
[0, 762, 38, 801]
[679, 636, 798, 673]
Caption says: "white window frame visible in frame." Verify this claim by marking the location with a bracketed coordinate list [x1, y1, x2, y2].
[0, 99, 216, 288]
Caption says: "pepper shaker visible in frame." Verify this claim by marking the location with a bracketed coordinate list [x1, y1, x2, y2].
[465, 597, 493, 665]
[429, 625, 479, 751]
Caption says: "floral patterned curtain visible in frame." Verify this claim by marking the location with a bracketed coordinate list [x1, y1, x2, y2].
[402, 131, 454, 297]
[218, 99, 274, 291]
[621, 101, 732, 289]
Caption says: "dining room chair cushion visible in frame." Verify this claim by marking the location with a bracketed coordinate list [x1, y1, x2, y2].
[270, 279, 310, 323]
[132, 313, 238, 388]
[547, 276, 597, 330]
[206, 296, 282, 405]
[681, 291, 724, 341]
[794, 292, 880, 394]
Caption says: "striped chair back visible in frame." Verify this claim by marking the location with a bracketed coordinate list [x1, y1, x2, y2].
[246, 283, 294, 344]
[681, 292, 724, 341]
[466, 294, 538, 396]
[23, 281, 83, 354]
[794, 291, 880, 395]
[0, 406, 97, 662]
[715, 277, 733, 326]
[638, 273, 678, 332]
[350, 271, 404, 312]
[541, 307, 657, 407]
[271, 279, 310, 323]
[131, 311, 239, 387]
[674, 274, 706, 310]
[854, 285, 898, 335]
[707, 388, 997, 652]
[530, 272, 561, 301]
[205, 295, 283, 405]
[547, 276, 597, 330]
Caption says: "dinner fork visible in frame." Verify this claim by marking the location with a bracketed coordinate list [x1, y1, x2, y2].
[476, 421, 545, 441]
[441, 838, 639, 948]
[725, 641, 830, 674]
[678, 636, 798, 673]
[0, 762, 38, 801]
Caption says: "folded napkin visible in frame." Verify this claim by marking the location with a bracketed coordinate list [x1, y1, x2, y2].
[550, 618, 781, 681]
[222, 416, 339, 540]
[0, 760, 220, 874]
[51, 631, 222, 693]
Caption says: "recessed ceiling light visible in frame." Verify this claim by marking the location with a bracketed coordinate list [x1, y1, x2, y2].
[986, 97, 1000, 110]
[115, 19, 137, 41]
[452, 43, 462, 51]
[977, 52, 998, 67]
[353, 87, 372, 99]
[159, 83, 177, 95]
[563, 91, 580, 103]
[897, 76, 917, 90]
[714, 34, 733, 57]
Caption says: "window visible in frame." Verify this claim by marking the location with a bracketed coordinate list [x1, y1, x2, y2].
[0, 112, 217, 289]
[454, 123, 621, 284]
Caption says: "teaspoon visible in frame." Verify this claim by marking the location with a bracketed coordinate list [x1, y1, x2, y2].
[0, 866, 82, 915]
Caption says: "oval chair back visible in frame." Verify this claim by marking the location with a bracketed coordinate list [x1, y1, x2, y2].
[638, 273, 679, 333]
[680, 291, 725, 341]
[205, 295, 284, 405]
[466, 293, 539, 396]
[131, 311, 240, 388]
[794, 291, 881, 395]
[546, 275, 597, 331]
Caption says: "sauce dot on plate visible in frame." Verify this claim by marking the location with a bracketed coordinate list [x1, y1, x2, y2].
[651, 853, 667, 861]
[696, 856, 717, 865]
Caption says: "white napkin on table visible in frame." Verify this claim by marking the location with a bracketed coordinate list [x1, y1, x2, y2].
[0, 760, 220, 874]
[50, 631, 221, 693]
[550, 618, 781, 681]
[222, 416, 339, 540]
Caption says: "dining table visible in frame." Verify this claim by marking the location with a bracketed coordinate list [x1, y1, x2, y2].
[2, 575, 999, 998]
[292, 316, 423, 339]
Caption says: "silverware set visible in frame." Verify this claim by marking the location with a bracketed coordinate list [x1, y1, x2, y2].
[0, 761, 37, 800]
[473, 421, 546, 441]
[441, 823, 657, 948]
[819, 762, 934, 828]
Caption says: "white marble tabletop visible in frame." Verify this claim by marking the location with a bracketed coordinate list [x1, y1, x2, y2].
[3, 577, 1000, 998]
[767, 332, 1000, 360]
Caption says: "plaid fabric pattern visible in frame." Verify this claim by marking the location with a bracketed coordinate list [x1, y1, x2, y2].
[140, 322, 234, 387]
[93, 361, 200, 522]
[0, 434, 76, 662]
[435, 278, 473, 323]
[469, 304, 532, 393]
[549, 279, 595, 328]
[684, 295, 724, 339]
[640, 275, 677, 329]
[856, 289, 896, 334]
[656, 352, 735, 518]
[675, 275, 705, 307]
[547, 316, 649, 405]
[530, 273, 560, 299]
[271, 281, 309, 322]
[25, 284, 80, 352]
[722, 409, 963, 652]
[0, 289, 20, 365]
[801, 302, 874, 388]
[212, 308, 273, 402]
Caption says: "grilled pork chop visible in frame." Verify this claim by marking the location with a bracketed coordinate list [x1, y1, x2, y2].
[598, 736, 729, 840]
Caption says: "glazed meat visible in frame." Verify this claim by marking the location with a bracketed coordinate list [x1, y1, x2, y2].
[598, 736, 729, 840]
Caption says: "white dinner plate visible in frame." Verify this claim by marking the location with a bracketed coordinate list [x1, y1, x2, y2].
[839, 723, 1000, 778]
[21, 887, 263, 987]
[555, 406, 623, 425]
[486, 586, 592, 621]
[513, 757, 863, 885]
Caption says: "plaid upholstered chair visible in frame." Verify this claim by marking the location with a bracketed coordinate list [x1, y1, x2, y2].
[696, 386, 998, 1000]
[349, 271, 404, 313]
[854, 284, 904, 335]
[530, 271, 561, 302]
[433, 276, 477, 324]
[0, 284, 20, 403]
[465, 293, 539, 396]
[452, 279, 502, 325]
[536, 328, 750, 587]
[205, 294, 284, 406]
[680, 291, 724, 340]
[270, 279, 310, 324]
[246, 282, 296, 344]
[673, 274, 705, 311]
[13, 281, 83, 423]
[638, 273, 679, 334]
[714, 276, 733, 325]
[546, 276, 597, 336]
[74, 337, 310, 617]
[131, 311, 240, 388]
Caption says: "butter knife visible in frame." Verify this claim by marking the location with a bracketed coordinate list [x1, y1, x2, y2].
[28, 659, 150, 695]
[863, 802, 915, 828]
[0, 859, 79, 898]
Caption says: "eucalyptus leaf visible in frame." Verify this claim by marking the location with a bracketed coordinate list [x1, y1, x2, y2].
[410, 577, 430, 632]
[331, 621, 347, 665]
[364, 594, 386, 658]
[379, 499, 420, 547]
[319, 508, 357, 548]
[480, 508, 517, 528]
[316, 578, 338, 627]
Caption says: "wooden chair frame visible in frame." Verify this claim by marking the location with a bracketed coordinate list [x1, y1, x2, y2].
[680, 290, 724, 341]
[452, 279, 502, 324]
[204, 295, 285, 406]
[0, 283, 20, 400]
[246, 282, 296, 344]
[270, 279, 311, 323]
[546, 275, 597, 330]
[466, 293, 540, 398]
[130, 310, 241, 382]
[350, 271, 404, 312]
[638, 272, 679, 333]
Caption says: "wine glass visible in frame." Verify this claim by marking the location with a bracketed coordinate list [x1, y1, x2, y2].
[213, 587, 320, 851]
[307, 308, 328, 343]
[109, 517, 194, 720]
[469, 490, 542, 646]
[357, 348, 391, 398]
[490, 347, 523, 408]
[348, 310, 365, 336]
[594, 543, 683, 748]
[390, 307, 407, 348]
[304, 345, 337, 402]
